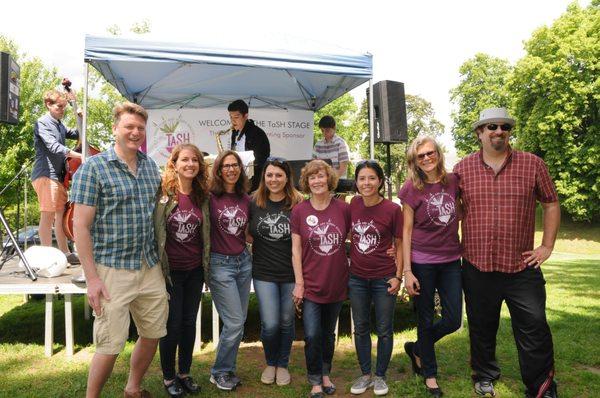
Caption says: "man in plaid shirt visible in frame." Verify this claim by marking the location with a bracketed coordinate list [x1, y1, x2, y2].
[454, 108, 560, 398]
[72, 102, 166, 398]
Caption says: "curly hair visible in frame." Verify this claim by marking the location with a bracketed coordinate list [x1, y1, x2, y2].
[253, 159, 303, 210]
[210, 150, 250, 196]
[298, 159, 338, 194]
[161, 144, 209, 205]
[406, 135, 448, 191]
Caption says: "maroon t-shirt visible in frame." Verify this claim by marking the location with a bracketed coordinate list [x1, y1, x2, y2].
[398, 173, 461, 263]
[210, 192, 251, 256]
[349, 196, 402, 279]
[290, 198, 350, 303]
[165, 192, 203, 271]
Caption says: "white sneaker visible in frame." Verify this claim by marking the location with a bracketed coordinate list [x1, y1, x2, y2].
[350, 374, 373, 394]
[373, 376, 389, 396]
[261, 366, 276, 384]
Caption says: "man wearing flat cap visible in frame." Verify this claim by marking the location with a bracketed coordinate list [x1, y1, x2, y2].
[453, 108, 560, 398]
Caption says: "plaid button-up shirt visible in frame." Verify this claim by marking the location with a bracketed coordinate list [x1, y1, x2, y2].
[453, 149, 558, 273]
[71, 147, 161, 270]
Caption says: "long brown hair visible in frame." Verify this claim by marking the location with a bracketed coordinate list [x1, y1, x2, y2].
[210, 150, 250, 196]
[162, 144, 209, 205]
[406, 136, 448, 191]
[252, 158, 303, 210]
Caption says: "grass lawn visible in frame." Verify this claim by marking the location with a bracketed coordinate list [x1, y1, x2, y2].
[0, 216, 598, 397]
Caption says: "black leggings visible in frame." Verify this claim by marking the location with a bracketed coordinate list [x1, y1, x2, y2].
[159, 267, 204, 380]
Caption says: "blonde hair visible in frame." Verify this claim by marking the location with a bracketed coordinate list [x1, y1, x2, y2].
[43, 90, 67, 105]
[253, 161, 303, 210]
[113, 102, 148, 124]
[162, 144, 209, 205]
[298, 159, 338, 194]
[406, 136, 448, 190]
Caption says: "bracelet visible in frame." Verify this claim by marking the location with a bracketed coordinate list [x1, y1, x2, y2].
[403, 269, 412, 274]
[392, 276, 402, 282]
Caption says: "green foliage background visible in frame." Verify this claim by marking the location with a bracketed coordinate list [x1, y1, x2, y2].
[450, 2, 599, 221]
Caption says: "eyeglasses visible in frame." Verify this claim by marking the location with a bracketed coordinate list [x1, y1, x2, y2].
[417, 150, 437, 160]
[485, 123, 513, 132]
[221, 163, 240, 170]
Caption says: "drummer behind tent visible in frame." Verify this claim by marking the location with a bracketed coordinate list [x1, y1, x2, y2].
[312, 115, 349, 178]
[228, 99, 270, 192]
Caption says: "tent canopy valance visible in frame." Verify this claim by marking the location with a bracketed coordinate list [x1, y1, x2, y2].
[84, 35, 373, 111]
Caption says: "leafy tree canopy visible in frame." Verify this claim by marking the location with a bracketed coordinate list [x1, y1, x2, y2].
[450, 2, 599, 221]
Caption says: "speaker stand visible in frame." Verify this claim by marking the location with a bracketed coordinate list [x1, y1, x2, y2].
[385, 142, 393, 200]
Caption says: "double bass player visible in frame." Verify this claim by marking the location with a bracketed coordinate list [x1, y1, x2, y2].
[31, 82, 82, 265]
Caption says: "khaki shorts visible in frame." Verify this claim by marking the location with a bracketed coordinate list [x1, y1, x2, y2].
[93, 260, 168, 355]
[32, 177, 68, 212]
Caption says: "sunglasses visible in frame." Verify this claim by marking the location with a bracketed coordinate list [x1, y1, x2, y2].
[417, 150, 437, 160]
[266, 156, 287, 164]
[485, 123, 513, 132]
[357, 159, 379, 167]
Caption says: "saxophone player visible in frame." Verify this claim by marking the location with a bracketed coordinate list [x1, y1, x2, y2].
[228, 99, 270, 192]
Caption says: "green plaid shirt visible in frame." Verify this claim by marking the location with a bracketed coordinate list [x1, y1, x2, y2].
[71, 147, 161, 270]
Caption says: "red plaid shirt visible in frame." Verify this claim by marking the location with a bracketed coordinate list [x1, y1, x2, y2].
[453, 149, 558, 273]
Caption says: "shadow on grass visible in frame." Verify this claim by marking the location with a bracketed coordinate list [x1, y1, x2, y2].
[1, 258, 597, 397]
[0, 291, 416, 348]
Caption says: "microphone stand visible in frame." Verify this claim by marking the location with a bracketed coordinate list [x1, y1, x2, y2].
[0, 163, 37, 280]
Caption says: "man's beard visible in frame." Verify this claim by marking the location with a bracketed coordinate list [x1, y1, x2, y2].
[490, 136, 507, 151]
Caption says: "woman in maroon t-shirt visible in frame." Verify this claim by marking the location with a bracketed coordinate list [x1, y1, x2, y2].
[207, 150, 252, 391]
[155, 144, 210, 397]
[291, 159, 350, 397]
[399, 136, 462, 397]
[348, 160, 403, 396]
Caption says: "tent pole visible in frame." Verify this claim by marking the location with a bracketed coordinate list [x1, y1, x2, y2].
[82, 62, 89, 161]
[368, 79, 375, 159]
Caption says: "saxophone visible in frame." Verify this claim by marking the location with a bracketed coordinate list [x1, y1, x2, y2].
[215, 127, 232, 153]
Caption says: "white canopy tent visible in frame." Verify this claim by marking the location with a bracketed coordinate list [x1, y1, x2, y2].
[81, 34, 376, 157]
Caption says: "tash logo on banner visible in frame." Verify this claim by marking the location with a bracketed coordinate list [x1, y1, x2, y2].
[352, 220, 381, 254]
[308, 220, 343, 256]
[150, 116, 196, 159]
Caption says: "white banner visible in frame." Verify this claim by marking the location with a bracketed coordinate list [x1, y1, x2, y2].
[144, 108, 314, 166]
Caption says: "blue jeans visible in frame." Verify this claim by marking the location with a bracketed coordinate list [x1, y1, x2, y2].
[302, 298, 343, 386]
[208, 249, 252, 376]
[348, 274, 396, 377]
[412, 259, 463, 378]
[254, 279, 296, 367]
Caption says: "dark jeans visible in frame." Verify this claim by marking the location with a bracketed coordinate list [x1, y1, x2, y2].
[462, 259, 555, 395]
[302, 298, 343, 386]
[348, 274, 396, 377]
[412, 259, 463, 378]
[159, 266, 204, 380]
[254, 279, 296, 367]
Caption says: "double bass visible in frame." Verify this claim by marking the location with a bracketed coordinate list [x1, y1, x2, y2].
[61, 78, 100, 240]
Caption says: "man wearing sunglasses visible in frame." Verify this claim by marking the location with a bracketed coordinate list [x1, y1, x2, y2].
[454, 108, 560, 398]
